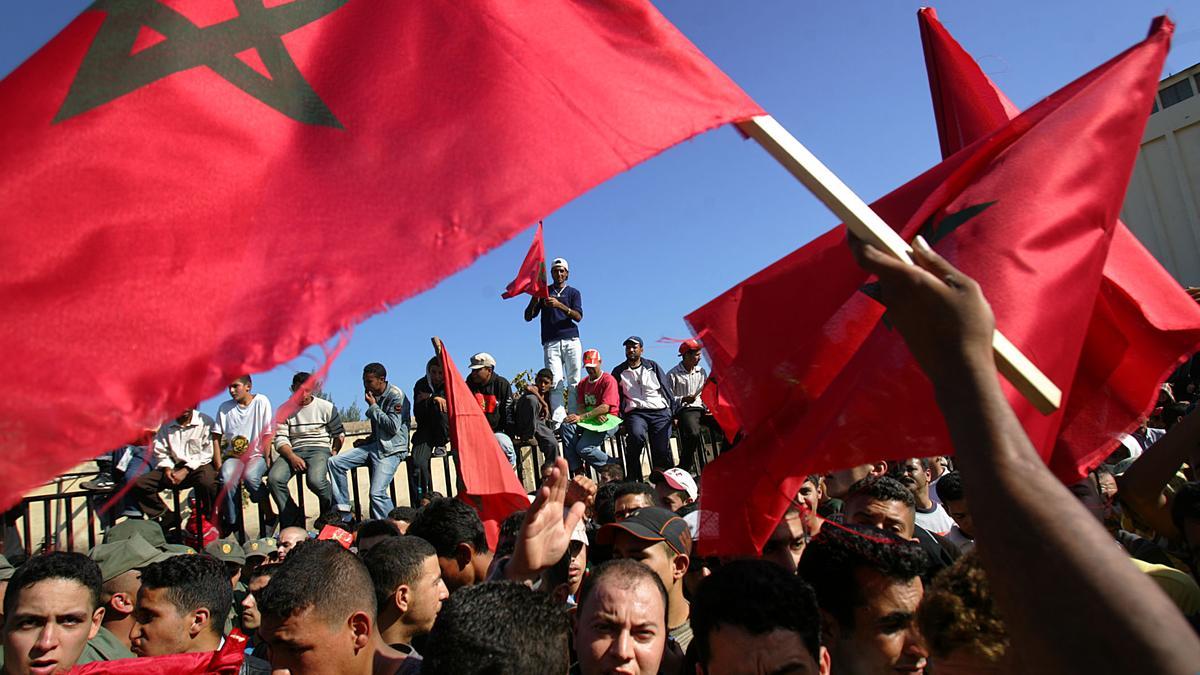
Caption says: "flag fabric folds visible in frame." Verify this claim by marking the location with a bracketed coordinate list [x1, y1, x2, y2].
[689, 17, 1174, 556]
[438, 340, 528, 551]
[501, 222, 550, 300]
[0, 1, 762, 509]
[919, 7, 1200, 480]
[73, 631, 248, 674]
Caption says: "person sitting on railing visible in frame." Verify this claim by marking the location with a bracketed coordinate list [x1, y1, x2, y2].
[214, 375, 275, 536]
[328, 362, 411, 522]
[514, 368, 562, 470]
[465, 352, 517, 468]
[267, 372, 345, 530]
[131, 408, 220, 534]
[411, 356, 450, 505]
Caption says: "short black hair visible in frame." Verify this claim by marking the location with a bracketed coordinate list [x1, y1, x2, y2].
[259, 540, 375, 625]
[388, 506, 417, 523]
[140, 555, 231, 637]
[578, 559, 668, 625]
[4, 552, 102, 621]
[408, 498, 490, 556]
[233, 375, 252, 386]
[364, 362, 388, 379]
[935, 472, 965, 503]
[798, 523, 928, 629]
[595, 481, 623, 526]
[613, 481, 656, 505]
[291, 372, 311, 389]
[422, 581, 569, 675]
[357, 519, 401, 541]
[362, 536, 438, 613]
[536, 368, 554, 381]
[495, 511, 528, 560]
[246, 563, 281, 587]
[1171, 481, 1200, 534]
[692, 559, 822, 665]
[846, 475, 915, 509]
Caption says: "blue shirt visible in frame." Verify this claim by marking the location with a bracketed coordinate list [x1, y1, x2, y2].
[539, 284, 582, 344]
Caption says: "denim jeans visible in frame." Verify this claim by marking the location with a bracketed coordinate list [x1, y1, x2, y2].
[328, 442, 405, 519]
[543, 338, 582, 424]
[495, 432, 517, 467]
[560, 423, 618, 473]
[219, 455, 268, 526]
[267, 447, 333, 528]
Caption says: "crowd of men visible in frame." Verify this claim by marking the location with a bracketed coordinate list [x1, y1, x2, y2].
[6, 247, 1200, 673]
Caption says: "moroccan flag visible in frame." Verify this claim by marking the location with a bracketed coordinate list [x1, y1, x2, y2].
[437, 339, 528, 551]
[501, 221, 549, 300]
[920, 7, 1200, 480]
[0, 1, 761, 509]
[689, 18, 1172, 556]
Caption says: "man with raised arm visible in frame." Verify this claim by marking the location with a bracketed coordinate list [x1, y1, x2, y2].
[853, 234, 1200, 672]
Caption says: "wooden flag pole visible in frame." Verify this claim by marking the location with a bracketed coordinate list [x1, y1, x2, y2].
[736, 114, 1062, 414]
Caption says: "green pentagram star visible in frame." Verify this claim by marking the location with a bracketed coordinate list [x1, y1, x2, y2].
[56, 0, 350, 127]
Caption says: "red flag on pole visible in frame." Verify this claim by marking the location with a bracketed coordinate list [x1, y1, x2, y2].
[689, 18, 1173, 556]
[501, 222, 550, 300]
[919, 7, 1200, 480]
[436, 339, 528, 551]
[0, 1, 761, 509]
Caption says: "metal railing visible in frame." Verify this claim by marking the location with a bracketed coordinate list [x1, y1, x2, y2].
[3, 423, 727, 553]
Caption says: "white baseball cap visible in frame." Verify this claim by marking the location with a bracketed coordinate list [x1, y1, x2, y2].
[551, 257, 569, 271]
[653, 468, 698, 501]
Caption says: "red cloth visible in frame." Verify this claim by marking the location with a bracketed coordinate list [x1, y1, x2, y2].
[700, 375, 740, 443]
[0, 1, 761, 510]
[919, 7, 1200, 480]
[688, 17, 1174, 556]
[439, 341, 529, 551]
[72, 631, 248, 674]
[501, 222, 550, 299]
[577, 372, 620, 415]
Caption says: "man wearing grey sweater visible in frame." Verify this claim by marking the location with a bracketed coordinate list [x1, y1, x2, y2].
[267, 372, 345, 528]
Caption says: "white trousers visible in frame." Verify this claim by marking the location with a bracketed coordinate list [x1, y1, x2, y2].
[543, 337, 582, 424]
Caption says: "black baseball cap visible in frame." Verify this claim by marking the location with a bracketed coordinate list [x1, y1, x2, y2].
[623, 336, 644, 348]
[597, 506, 689, 556]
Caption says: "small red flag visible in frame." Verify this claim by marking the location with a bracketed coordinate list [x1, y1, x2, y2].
[0, 1, 761, 510]
[501, 222, 550, 300]
[437, 340, 528, 551]
[919, 7, 1200, 480]
[690, 18, 1173, 556]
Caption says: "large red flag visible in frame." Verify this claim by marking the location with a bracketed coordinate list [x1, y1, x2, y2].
[501, 222, 549, 300]
[690, 18, 1172, 556]
[0, 1, 761, 509]
[437, 339, 528, 551]
[919, 7, 1200, 480]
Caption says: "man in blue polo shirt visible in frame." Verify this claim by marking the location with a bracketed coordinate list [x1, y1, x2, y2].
[524, 257, 583, 426]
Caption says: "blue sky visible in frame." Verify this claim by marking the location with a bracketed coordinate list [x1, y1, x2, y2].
[4, 1, 1199, 421]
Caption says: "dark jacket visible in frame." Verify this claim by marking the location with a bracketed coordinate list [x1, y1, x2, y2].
[610, 358, 678, 415]
[413, 373, 450, 446]
[466, 372, 513, 434]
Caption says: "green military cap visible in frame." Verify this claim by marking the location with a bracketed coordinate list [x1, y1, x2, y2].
[104, 519, 167, 550]
[163, 543, 197, 555]
[0, 555, 14, 582]
[205, 537, 247, 566]
[244, 537, 277, 559]
[90, 534, 171, 582]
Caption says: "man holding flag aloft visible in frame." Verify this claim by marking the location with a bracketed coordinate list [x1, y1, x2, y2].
[523, 257, 584, 427]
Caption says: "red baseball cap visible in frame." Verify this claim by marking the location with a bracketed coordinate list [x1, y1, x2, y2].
[583, 349, 601, 367]
[678, 338, 702, 355]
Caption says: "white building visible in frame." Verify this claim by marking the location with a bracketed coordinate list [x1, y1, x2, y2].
[1122, 62, 1200, 285]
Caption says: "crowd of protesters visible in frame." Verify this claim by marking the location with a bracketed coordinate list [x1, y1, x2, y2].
[5, 248, 1200, 674]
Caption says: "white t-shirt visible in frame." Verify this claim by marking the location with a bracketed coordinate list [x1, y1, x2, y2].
[914, 501, 956, 537]
[215, 394, 273, 457]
